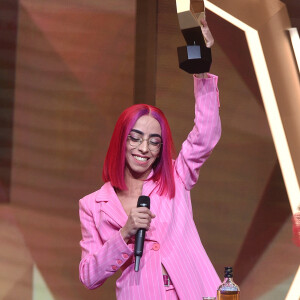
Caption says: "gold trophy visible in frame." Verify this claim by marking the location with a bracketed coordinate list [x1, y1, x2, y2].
[176, 0, 212, 73]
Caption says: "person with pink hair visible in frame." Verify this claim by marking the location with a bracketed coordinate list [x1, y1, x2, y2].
[79, 21, 221, 299]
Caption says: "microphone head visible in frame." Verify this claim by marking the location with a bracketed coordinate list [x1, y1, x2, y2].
[137, 195, 150, 209]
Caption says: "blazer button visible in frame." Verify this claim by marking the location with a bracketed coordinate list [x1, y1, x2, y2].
[112, 265, 118, 271]
[122, 253, 129, 259]
[152, 243, 160, 251]
[117, 259, 122, 265]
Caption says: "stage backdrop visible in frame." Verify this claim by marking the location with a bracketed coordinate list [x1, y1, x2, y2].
[0, 0, 299, 299]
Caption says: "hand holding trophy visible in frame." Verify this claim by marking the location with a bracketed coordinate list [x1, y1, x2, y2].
[176, 0, 214, 73]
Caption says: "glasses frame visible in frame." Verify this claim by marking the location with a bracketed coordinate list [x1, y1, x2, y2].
[127, 134, 163, 152]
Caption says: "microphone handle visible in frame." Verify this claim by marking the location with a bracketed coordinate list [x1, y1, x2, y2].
[134, 196, 150, 271]
[134, 229, 145, 272]
[135, 228, 146, 256]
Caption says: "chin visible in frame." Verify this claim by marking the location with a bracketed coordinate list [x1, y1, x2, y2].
[126, 165, 152, 179]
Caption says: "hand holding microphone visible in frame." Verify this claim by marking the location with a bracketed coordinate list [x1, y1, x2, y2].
[120, 196, 155, 271]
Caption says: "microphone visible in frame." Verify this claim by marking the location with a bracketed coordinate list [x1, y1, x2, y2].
[134, 195, 150, 272]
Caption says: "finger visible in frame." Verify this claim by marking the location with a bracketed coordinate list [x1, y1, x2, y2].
[136, 222, 149, 229]
[136, 213, 153, 224]
[138, 219, 151, 225]
[136, 207, 154, 216]
[200, 18, 207, 27]
[135, 207, 150, 213]
[138, 222, 152, 231]
[142, 212, 156, 221]
[200, 22, 214, 48]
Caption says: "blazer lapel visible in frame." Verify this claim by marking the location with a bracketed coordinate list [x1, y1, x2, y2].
[95, 182, 127, 228]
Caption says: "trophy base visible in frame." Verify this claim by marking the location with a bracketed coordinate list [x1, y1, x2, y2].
[177, 45, 212, 74]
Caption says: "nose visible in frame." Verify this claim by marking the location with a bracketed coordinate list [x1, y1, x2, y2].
[138, 139, 149, 153]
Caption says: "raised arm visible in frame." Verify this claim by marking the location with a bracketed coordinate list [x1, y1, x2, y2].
[174, 73, 221, 190]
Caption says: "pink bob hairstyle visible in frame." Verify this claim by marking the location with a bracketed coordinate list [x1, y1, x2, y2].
[102, 104, 175, 198]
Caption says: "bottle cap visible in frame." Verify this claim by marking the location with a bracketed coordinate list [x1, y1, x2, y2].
[224, 266, 233, 278]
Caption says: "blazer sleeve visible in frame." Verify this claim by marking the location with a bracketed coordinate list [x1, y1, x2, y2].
[79, 197, 133, 289]
[174, 73, 221, 190]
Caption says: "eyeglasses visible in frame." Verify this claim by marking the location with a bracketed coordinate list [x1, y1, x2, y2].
[127, 134, 162, 152]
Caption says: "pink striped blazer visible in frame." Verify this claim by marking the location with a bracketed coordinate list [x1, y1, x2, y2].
[79, 74, 222, 299]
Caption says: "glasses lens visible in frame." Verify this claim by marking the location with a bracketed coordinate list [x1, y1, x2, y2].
[148, 138, 162, 152]
[128, 135, 140, 147]
[128, 135, 162, 152]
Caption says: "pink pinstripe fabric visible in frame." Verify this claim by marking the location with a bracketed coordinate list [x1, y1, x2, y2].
[165, 285, 179, 299]
[79, 74, 221, 299]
